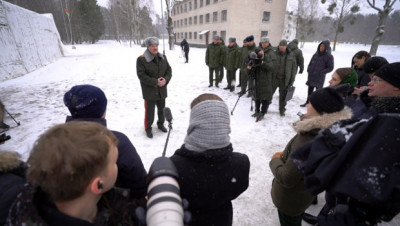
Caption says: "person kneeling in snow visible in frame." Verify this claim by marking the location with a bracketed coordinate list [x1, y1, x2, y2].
[269, 87, 352, 226]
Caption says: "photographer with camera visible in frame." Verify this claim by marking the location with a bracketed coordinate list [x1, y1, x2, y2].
[170, 93, 250, 226]
[238, 35, 256, 96]
[245, 47, 274, 122]
[273, 40, 298, 116]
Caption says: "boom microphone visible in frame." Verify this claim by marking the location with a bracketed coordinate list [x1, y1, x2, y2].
[164, 107, 173, 122]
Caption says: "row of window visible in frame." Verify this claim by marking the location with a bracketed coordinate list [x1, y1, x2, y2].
[174, 11, 270, 28]
[173, 10, 227, 28]
[176, 30, 269, 42]
[173, 0, 273, 16]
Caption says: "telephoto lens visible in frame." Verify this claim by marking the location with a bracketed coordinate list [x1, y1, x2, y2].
[146, 157, 184, 226]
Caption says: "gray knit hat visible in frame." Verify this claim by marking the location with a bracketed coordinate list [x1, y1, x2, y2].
[184, 100, 231, 152]
[260, 36, 270, 43]
[228, 37, 236, 43]
[213, 35, 220, 40]
[145, 37, 159, 47]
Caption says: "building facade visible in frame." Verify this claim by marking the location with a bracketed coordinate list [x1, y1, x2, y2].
[171, 0, 289, 48]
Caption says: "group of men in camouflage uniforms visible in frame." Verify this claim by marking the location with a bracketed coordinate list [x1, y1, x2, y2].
[205, 35, 304, 121]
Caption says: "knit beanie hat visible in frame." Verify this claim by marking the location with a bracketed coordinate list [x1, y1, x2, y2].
[184, 100, 231, 152]
[309, 87, 345, 114]
[64, 85, 107, 119]
[339, 69, 358, 88]
[279, 40, 287, 46]
[145, 37, 159, 47]
[213, 35, 220, 40]
[375, 62, 400, 88]
[363, 56, 389, 74]
[228, 37, 236, 43]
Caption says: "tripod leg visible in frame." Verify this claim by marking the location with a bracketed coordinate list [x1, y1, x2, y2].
[4, 108, 20, 126]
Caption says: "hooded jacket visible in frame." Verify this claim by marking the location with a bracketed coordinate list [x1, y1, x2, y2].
[270, 108, 352, 216]
[306, 40, 334, 88]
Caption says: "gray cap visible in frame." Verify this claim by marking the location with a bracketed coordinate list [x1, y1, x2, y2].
[145, 37, 159, 47]
[228, 37, 236, 43]
[213, 35, 220, 40]
[260, 36, 270, 43]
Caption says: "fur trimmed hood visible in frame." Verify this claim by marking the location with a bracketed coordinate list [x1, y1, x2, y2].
[292, 107, 353, 133]
[143, 49, 164, 63]
[0, 151, 23, 172]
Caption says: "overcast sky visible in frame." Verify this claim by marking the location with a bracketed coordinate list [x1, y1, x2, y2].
[97, 0, 400, 17]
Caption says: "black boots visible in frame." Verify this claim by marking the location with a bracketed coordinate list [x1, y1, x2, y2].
[302, 212, 318, 225]
[146, 129, 153, 138]
[158, 124, 168, 133]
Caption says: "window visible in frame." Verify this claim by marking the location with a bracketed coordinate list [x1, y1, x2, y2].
[200, 34, 202, 40]
[184, 3, 187, 12]
[263, 11, 270, 22]
[206, 13, 210, 23]
[189, 32, 192, 39]
[214, 0, 218, 2]
[174, 21, 176, 27]
[180, 5, 183, 13]
[185, 32, 187, 38]
[200, 0, 203, 7]
[213, 12, 218, 22]
[221, 10, 227, 22]
[212, 31, 217, 37]
[177, 33, 180, 39]
[181, 19, 183, 26]
[185, 18, 187, 26]
[265, 0, 272, 2]
[220, 30, 226, 41]
[261, 31, 268, 37]
[194, 16, 197, 25]
[194, 0, 197, 9]
[189, 17, 192, 25]
[194, 32, 197, 39]
[181, 32, 183, 39]
[189, 2, 192, 10]
[200, 15, 204, 24]
[173, 8, 175, 15]
[206, 0, 210, 5]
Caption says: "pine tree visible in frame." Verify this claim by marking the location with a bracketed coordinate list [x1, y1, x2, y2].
[78, 0, 105, 43]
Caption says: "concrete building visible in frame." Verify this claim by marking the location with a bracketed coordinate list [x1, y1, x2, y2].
[172, 0, 289, 48]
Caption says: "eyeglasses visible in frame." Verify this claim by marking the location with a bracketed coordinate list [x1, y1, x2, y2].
[371, 77, 383, 84]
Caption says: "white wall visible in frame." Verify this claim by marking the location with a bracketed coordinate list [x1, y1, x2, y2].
[0, 0, 64, 82]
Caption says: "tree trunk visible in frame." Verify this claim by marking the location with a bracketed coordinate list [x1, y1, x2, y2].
[370, 11, 389, 55]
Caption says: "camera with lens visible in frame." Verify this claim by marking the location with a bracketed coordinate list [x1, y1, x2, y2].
[136, 108, 190, 226]
[247, 51, 263, 68]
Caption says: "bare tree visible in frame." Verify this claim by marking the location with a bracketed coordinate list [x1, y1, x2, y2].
[164, 0, 176, 51]
[296, 0, 319, 47]
[367, 0, 398, 55]
[321, 0, 360, 51]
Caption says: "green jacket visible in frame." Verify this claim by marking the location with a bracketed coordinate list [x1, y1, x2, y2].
[136, 50, 172, 100]
[275, 49, 298, 87]
[238, 43, 256, 70]
[269, 108, 352, 216]
[224, 43, 240, 71]
[288, 42, 304, 73]
[205, 42, 223, 68]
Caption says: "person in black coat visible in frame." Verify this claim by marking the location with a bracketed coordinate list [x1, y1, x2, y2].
[180, 39, 190, 63]
[0, 151, 27, 225]
[301, 40, 334, 107]
[63, 84, 147, 200]
[170, 93, 250, 226]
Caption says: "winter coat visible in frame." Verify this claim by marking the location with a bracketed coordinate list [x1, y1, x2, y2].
[181, 39, 189, 52]
[270, 107, 352, 216]
[170, 144, 250, 226]
[65, 117, 147, 199]
[306, 40, 334, 88]
[224, 43, 240, 71]
[0, 151, 27, 225]
[331, 83, 357, 107]
[205, 42, 223, 68]
[252, 55, 274, 100]
[291, 96, 400, 225]
[288, 41, 304, 74]
[238, 43, 256, 70]
[350, 89, 375, 120]
[136, 50, 172, 101]
[6, 183, 140, 226]
[275, 48, 298, 87]
[355, 66, 370, 87]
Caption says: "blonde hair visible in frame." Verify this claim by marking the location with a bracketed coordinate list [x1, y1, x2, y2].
[27, 121, 118, 202]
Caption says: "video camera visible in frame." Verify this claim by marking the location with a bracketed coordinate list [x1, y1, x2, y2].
[136, 108, 189, 226]
[247, 51, 263, 68]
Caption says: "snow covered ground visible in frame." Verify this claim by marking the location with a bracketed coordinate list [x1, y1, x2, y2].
[1, 40, 399, 225]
